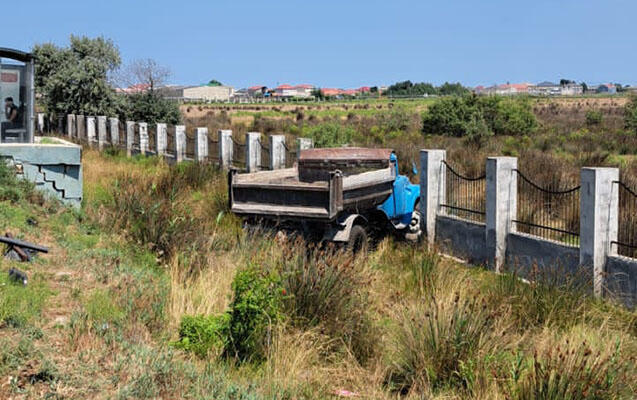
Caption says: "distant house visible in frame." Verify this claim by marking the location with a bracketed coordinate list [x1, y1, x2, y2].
[626, 86, 637, 94]
[560, 83, 583, 96]
[158, 85, 235, 102]
[528, 81, 561, 96]
[247, 86, 267, 96]
[116, 83, 151, 94]
[273, 84, 315, 98]
[475, 83, 532, 96]
[596, 84, 617, 94]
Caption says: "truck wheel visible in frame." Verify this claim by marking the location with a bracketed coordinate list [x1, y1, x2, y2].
[405, 207, 423, 243]
[347, 224, 368, 253]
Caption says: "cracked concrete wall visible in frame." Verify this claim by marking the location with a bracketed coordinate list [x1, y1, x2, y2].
[0, 139, 82, 208]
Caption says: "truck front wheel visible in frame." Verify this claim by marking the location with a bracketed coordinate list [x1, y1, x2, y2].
[405, 206, 423, 243]
[347, 224, 368, 253]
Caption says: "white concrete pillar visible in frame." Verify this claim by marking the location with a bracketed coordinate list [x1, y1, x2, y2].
[218, 129, 233, 169]
[486, 157, 518, 272]
[246, 132, 262, 172]
[156, 123, 167, 156]
[109, 117, 119, 146]
[419, 150, 446, 247]
[139, 122, 149, 155]
[87, 117, 96, 146]
[195, 127, 209, 162]
[97, 115, 107, 150]
[67, 114, 76, 137]
[298, 137, 313, 153]
[269, 135, 286, 170]
[126, 121, 135, 157]
[76, 115, 85, 140]
[37, 113, 45, 133]
[175, 125, 186, 162]
[580, 167, 619, 297]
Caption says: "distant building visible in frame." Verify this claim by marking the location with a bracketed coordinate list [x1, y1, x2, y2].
[528, 81, 561, 96]
[560, 83, 583, 96]
[116, 83, 151, 94]
[475, 83, 532, 96]
[158, 85, 235, 102]
[626, 86, 637, 94]
[273, 84, 315, 98]
[596, 84, 617, 94]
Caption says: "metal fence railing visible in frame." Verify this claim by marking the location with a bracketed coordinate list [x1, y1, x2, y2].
[613, 180, 637, 258]
[439, 160, 486, 223]
[258, 138, 270, 170]
[514, 169, 580, 246]
[232, 136, 246, 167]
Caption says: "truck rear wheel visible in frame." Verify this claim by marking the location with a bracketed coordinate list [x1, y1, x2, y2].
[347, 224, 368, 253]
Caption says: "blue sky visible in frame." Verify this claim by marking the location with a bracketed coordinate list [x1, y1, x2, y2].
[13, 0, 637, 88]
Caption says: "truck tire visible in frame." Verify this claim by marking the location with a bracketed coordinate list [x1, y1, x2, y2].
[347, 224, 368, 253]
[405, 204, 423, 243]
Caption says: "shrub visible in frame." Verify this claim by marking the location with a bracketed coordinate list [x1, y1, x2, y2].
[585, 110, 603, 126]
[224, 265, 283, 361]
[304, 122, 355, 147]
[625, 95, 637, 134]
[388, 293, 496, 394]
[505, 338, 632, 400]
[177, 265, 283, 362]
[0, 159, 37, 203]
[280, 245, 376, 362]
[422, 95, 537, 137]
[175, 314, 230, 358]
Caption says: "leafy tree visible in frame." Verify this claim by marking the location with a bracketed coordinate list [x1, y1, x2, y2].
[437, 82, 470, 96]
[208, 79, 223, 86]
[33, 35, 121, 116]
[122, 92, 181, 125]
[581, 82, 588, 93]
[560, 79, 575, 85]
[311, 87, 324, 100]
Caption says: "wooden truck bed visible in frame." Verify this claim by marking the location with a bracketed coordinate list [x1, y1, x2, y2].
[229, 148, 396, 221]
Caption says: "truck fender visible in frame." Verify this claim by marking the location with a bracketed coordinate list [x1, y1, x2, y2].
[322, 214, 367, 242]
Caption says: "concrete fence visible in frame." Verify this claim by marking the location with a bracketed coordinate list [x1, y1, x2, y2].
[52, 113, 313, 170]
[420, 149, 637, 306]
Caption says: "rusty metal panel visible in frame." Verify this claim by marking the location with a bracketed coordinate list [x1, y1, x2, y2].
[299, 147, 393, 162]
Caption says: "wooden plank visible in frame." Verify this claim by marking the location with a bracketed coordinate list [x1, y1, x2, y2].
[231, 203, 330, 218]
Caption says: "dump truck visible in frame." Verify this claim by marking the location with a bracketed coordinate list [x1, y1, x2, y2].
[228, 147, 421, 250]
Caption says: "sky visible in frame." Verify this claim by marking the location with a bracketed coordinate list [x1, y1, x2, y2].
[12, 0, 637, 88]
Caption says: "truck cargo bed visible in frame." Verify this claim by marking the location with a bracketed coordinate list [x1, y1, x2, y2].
[229, 164, 395, 221]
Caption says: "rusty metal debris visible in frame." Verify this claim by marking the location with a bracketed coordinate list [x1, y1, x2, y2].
[1, 232, 49, 262]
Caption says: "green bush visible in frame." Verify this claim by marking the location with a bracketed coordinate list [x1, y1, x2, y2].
[122, 91, 181, 125]
[175, 314, 230, 358]
[177, 265, 283, 362]
[304, 122, 355, 147]
[422, 95, 537, 137]
[0, 160, 36, 203]
[585, 110, 603, 126]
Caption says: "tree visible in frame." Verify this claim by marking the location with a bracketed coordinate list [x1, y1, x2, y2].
[625, 96, 637, 134]
[581, 82, 588, 93]
[208, 79, 223, 86]
[560, 79, 575, 86]
[311, 87, 324, 100]
[118, 58, 171, 92]
[33, 35, 121, 116]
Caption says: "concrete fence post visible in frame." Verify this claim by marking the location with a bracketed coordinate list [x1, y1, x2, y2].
[109, 117, 119, 146]
[419, 150, 446, 247]
[298, 137, 313, 153]
[139, 122, 149, 155]
[218, 129, 233, 169]
[270, 135, 286, 170]
[76, 115, 85, 140]
[37, 113, 45, 133]
[246, 132, 262, 172]
[175, 125, 186, 162]
[580, 167, 619, 297]
[86, 117, 96, 146]
[126, 121, 135, 157]
[97, 116, 107, 150]
[486, 157, 518, 272]
[156, 123, 167, 156]
[195, 127, 209, 162]
[67, 114, 76, 137]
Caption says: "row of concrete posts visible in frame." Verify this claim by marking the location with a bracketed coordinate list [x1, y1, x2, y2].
[420, 150, 624, 298]
[57, 114, 313, 171]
